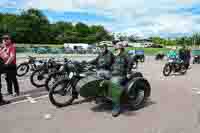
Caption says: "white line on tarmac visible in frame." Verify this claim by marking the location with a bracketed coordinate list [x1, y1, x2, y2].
[192, 88, 200, 90]
[191, 88, 200, 95]
[10, 94, 48, 105]
[26, 96, 37, 103]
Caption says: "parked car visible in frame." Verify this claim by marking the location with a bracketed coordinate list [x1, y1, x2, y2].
[148, 44, 163, 48]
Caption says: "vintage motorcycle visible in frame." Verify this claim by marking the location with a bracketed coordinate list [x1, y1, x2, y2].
[155, 53, 165, 60]
[163, 58, 187, 76]
[17, 56, 44, 77]
[49, 61, 151, 112]
[30, 57, 63, 88]
[44, 58, 71, 91]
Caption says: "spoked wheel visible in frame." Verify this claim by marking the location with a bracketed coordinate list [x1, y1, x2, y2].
[180, 64, 187, 75]
[30, 69, 49, 88]
[132, 62, 138, 69]
[17, 63, 29, 77]
[127, 77, 151, 110]
[45, 72, 68, 91]
[49, 79, 75, 107]
[163, 64, 172, 76]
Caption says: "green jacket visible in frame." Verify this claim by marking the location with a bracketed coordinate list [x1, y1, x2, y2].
[167, 50, 178, 59]
[112, 51, 131, 76]
[89, 50, 114, 70]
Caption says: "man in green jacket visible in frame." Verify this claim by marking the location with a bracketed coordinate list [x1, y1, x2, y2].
[167, 47, 178, 59]
[109, 42, 132, 117]
[89, 43, 115, 79]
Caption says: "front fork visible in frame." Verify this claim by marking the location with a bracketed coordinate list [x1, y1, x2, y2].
[70, 77, 80, 99]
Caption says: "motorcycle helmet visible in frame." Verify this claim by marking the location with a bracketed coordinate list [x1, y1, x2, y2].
[115, 42, 124, 49]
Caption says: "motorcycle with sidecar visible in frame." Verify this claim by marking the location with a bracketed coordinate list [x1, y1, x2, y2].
[48, 61, 151, 112]
[192, 49, 200, 64]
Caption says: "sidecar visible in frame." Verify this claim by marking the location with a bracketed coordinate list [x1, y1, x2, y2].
[77, 72, 151, 110]
[135, 50, 145, 62]
[192, 49, 200, 64]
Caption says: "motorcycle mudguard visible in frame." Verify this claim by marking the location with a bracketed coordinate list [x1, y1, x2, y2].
[76, 75, 105, 98]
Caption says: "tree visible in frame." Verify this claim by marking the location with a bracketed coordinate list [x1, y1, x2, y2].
[0, 9, 113, 44]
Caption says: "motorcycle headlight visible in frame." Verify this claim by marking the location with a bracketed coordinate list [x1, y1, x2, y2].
[68, 72, 74, 78]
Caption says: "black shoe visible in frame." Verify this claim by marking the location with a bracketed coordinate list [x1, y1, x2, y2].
[112, 104, 121, 117]
[0, 100, 10, 106]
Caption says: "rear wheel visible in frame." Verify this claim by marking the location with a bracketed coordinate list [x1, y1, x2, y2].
[49, 79, 75, 107]
[163, 64, 172, 76]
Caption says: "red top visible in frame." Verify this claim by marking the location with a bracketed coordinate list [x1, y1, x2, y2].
[0, 44, 16, 64]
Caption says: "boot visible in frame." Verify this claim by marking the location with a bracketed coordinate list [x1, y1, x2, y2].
[112, 104, 121, 117]
[0, 93, 10, 106]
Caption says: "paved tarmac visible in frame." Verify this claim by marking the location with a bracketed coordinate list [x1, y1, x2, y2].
[0, 56, 200, 133]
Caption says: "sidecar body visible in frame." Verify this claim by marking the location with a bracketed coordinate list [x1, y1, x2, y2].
[192, 49, 200, 64]
[76, 72, 151, 108]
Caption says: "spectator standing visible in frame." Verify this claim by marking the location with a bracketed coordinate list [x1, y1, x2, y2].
[0, 35, 20, 96]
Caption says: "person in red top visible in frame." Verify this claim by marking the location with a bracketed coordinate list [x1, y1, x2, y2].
[0, 35, 19, 97]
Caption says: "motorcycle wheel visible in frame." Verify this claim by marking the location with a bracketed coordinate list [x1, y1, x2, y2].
[30, 68, 49, 88]
[180, 65, 187, 75]
[132, 62, 137, 69]
[127, 77, 151, 110]
[163, 64, 172, 76]
[45, 71, 68, 91]
[141, 56, 145, 62]
[49, 79, 75, 107]
[17, 63, 30, 77]
[193, 59, 196, 64]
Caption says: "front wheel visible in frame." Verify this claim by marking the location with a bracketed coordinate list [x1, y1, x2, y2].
[180, 64, 187, 75]
[45, 71, 68, 91]
[17, 63, 29, 77]
[141, 56, 145, 62]
[163, 64, 172, 76]
[30, 69, 49, 88]
[49, 79, 75, 107]
[193, 59, 196, 64]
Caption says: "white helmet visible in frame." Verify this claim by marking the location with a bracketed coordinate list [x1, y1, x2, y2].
[115, 42, 124, 49]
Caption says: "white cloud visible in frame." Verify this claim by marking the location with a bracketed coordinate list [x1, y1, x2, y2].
[0, 0, 17, 8]
[6, 0, 200, 37]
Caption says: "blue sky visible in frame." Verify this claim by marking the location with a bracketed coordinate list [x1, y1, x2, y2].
[0, 0, 199, 38]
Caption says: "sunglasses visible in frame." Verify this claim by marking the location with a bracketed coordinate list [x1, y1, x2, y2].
[2, 38, 10, 41]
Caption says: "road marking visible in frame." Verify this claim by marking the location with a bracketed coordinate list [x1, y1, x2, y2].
[44, 114, 52, 120]
[26, 96, 37, 103]
[192, 88, 200, 90]
[10, 94, 48, 105]
[10, 99, 30, 105]
[191, 88, 200, 95]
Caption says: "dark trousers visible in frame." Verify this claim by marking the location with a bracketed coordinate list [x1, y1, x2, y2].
[0, 74, 3, 101]
[6, 64, 19, 94]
